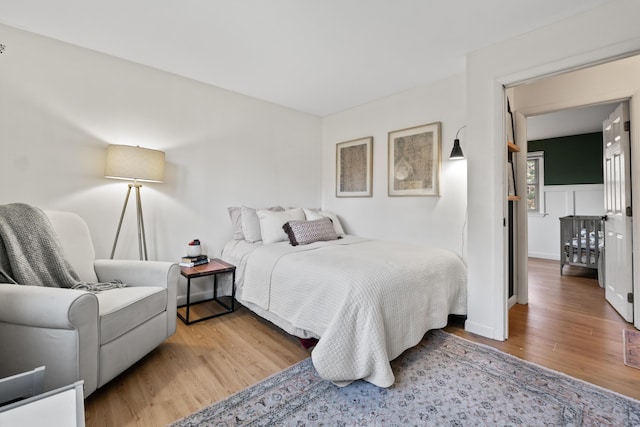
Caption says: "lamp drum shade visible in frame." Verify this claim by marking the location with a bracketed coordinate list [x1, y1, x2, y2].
[105, 144, 165, 182]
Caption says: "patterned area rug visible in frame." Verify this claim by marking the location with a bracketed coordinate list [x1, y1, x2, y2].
[623, 328, 640, 369]
[170, 330, 640, 426]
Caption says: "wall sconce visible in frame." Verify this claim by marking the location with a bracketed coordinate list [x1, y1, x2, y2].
[450, 125, 466, 160]
[105, 144, 165, 260]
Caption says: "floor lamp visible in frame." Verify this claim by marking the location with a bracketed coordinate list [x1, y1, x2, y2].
[104, 144, 165, 260]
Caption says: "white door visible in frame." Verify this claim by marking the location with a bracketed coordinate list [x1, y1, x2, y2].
[603, 102, 633, 322]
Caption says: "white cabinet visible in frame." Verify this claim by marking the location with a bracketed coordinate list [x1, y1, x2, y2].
[0, 367, 84, 427]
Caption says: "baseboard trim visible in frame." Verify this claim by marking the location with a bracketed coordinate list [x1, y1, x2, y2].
[464, 320, 503, 341]
[528, 252, 559, 261]
[176, 289, 212, 307]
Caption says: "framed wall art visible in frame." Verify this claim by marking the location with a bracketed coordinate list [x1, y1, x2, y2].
[388, 121, 441, 196]
[336, 136, 373, 197]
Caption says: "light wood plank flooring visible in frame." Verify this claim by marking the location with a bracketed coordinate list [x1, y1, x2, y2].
[445, 257, 640, 400]
[84, 303, 310, 427]
[84, 257, 640, 426]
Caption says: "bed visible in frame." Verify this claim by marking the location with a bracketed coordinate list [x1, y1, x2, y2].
[559, 215, 605, 279]
[221, 206, 467, 388]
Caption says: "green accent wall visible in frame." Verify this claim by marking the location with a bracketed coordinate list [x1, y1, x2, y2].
[528, 132, 603, 185]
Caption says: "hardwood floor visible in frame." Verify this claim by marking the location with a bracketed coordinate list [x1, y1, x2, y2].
[446, 257, 640, 400]
[84, 305, 310, 427]
[84, 257, 640, 426]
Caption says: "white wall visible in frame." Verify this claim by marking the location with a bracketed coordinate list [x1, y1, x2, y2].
[528, 185, 604, 260]
[0, 24, 322, 299]
[321, 74, 467, 257]
[466, 0, 640, 340]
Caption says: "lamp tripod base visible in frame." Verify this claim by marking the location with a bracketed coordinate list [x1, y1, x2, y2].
[110, 183, 148, 260]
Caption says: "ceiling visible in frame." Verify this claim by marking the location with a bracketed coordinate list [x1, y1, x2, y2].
[527, 103, 618, 141]
[0, 0, 614, 117]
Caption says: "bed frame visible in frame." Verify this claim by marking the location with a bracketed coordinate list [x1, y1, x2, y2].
[559, 215, 604, 274]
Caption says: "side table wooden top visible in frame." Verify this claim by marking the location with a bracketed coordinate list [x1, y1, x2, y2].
[180, 258, 235, 278]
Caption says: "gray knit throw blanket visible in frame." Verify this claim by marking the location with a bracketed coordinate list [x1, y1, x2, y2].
[0, 203, 125, 292]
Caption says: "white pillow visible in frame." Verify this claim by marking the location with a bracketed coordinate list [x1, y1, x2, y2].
[227, 206, 244, 240]
[240, 206, 284, 242]
[241, 206, 263, 243]
[303, 208, 322, 221]
[303, 208, 345, 236]
[257, 208, 305, 244]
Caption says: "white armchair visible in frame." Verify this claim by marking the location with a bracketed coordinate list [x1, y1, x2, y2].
[0, 210, 179, 397]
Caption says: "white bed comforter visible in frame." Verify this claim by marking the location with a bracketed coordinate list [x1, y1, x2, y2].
[233, 235, 467, 387]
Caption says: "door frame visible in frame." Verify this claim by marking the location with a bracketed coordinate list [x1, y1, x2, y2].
[505, 56, 640, 330]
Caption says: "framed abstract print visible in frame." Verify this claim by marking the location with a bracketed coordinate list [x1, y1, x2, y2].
[336, 137, 373, 197]
[388, 122, 441, 196]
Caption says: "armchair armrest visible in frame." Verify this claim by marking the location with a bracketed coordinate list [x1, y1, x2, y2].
[0, 284, 99, 394]
[93, 259, 179, 288]
[0, 284, 97, 329]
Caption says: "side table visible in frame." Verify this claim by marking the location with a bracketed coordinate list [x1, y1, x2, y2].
[178, 258, 236, 325]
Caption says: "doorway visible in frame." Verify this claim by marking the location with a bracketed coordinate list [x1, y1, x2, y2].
[526, 103, 615, 260]
[525, 102, 630, 322]
[508, 53, 640, 332]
